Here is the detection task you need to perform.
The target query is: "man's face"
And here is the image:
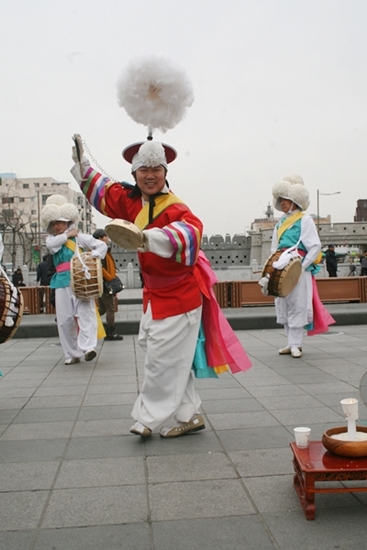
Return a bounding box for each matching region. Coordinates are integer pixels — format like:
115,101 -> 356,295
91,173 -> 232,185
51,220 -> 69,235
280,198 -> 296,213
134,165 -> 166,200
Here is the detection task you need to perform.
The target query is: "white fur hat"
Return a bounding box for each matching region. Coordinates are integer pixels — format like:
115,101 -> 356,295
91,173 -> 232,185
41,194 -> 79,233
272,173 -> 310,211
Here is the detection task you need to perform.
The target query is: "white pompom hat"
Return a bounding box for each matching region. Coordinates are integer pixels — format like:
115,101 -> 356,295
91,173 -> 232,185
116,54 -> 194,172
41,194 -> 79,233
272,173 -> 310,212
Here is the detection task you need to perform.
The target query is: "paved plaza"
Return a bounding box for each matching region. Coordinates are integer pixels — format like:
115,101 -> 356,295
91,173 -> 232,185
1,299 -> 367,549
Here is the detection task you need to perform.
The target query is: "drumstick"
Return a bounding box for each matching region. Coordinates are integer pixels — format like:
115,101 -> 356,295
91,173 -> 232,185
73,136 -> 88,183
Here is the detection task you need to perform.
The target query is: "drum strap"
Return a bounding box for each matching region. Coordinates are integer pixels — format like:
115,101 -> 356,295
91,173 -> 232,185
277,211 -> 303,240
64,239 -> 83,253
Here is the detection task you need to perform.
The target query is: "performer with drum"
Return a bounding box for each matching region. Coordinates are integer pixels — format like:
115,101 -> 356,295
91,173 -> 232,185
41,195 -> 107,365
270,174 -> 335,358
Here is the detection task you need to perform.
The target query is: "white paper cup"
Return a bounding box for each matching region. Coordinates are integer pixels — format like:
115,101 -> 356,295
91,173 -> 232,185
294,427 -> 311,448
340,398 -> 359,421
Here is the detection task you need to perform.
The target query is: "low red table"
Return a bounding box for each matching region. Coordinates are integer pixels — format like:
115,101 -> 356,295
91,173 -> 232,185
290,441 -> 367,520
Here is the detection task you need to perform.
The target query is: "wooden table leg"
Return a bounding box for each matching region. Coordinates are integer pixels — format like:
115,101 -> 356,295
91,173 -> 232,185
293,457 -> 316,520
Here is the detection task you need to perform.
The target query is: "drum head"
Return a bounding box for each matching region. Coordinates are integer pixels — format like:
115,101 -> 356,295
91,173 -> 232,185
278,259 -> 302,297
105,220 -> 144,250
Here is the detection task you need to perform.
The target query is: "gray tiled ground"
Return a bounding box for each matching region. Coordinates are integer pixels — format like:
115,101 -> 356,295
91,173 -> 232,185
0,321 -> 367,549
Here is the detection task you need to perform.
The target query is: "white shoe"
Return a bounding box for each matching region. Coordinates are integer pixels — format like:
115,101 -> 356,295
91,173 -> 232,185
291,346 -> 302,358
64,358 -> 81,365
84,349 -> 97,362
130,422 -> 152,437
279,346 -> 302,355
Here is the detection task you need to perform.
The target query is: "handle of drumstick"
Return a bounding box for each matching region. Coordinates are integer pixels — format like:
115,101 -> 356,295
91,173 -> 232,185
73,136 -> 87,183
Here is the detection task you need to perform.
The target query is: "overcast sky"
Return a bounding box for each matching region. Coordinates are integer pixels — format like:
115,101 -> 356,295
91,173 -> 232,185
1,0 -> 367,236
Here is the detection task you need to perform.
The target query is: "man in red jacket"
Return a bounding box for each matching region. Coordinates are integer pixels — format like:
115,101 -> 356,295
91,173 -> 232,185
72,136 -> 206,438
71,135 -> 251,438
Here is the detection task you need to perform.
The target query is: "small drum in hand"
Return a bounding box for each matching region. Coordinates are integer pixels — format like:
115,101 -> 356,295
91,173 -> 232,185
0,277 -> 24,344
105,219 -> 145,250
262,250 -> 302,298
70,252 -> 103,300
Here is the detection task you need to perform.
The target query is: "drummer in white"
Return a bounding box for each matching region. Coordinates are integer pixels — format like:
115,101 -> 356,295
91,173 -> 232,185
41,195 -> 107,365
270,174 -> 334,358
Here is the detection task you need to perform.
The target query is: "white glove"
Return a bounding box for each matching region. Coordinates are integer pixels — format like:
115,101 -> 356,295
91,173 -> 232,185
72,134 -> 84,162
258,275 -> 269,296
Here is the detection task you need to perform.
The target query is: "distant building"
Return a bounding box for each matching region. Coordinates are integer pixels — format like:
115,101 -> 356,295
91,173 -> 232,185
0,174 -> 95,269
354,199 -> 367,222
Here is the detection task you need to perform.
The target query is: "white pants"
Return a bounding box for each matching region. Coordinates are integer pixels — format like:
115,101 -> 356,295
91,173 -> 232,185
131,303 -> 202,431
275,270 -> 313,348
55,286 -> 97,360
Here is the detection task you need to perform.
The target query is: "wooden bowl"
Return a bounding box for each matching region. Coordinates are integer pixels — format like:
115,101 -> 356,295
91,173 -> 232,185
322,426 -> 367,457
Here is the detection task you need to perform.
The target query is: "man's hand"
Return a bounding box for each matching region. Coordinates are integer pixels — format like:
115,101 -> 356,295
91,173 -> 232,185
67,227 -> 79,238
72,134 -> 84,162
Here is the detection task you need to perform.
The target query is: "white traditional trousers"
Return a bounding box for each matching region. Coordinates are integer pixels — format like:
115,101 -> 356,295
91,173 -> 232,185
275,270 -> 313,348
131,303 -> 202,431
55,286 -> 97,360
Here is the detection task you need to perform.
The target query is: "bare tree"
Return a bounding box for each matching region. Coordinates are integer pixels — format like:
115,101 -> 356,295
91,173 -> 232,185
0,180 -> 38,270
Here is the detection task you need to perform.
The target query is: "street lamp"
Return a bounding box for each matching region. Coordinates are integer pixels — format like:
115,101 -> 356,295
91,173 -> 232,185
316,190 -> 341,233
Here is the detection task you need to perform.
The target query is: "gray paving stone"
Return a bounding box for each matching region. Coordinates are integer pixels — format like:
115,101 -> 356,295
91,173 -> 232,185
263,506 -> 367,549
270,406 -> 342,426
71,418 -> 131,437
229,447 -> 294,477
33,524 -> 151,550
55,456 -> 145,488
82,392 -> 136,406
0,491 -> 49,530
246,384 -> 307,398
0,461 -> 59,490
0,530 -> 35,550
24,395 -> 84,408
0,421 -> 74,440
42,485 -> 148,528
14,407 -> 79,423
0,439 -> 68,463
65,435 -> 145,459
216,426 -> 293,451
149,479 -> 255,520
202,397 -> 265,413
207,411 -> 281,430
78,404 -> 132,420
244,474 -> 358,513
147,451 -> 237,483
152,516 -> 275,550
256,394 -> 324,410
144,430 -> 222,456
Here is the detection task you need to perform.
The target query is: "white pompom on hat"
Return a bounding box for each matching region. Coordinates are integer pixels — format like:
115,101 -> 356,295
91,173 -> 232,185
272,173 -> 310,211
41,194 -> 79,233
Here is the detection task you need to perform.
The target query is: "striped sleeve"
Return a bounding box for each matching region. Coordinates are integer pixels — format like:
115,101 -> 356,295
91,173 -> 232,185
162,221 -> 201,265
80,167 -> 114,216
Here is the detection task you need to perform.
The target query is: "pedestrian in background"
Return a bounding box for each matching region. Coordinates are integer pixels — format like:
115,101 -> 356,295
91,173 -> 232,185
12,267 -> 25,287
36,254 -> 53,286
360,250 -> 367,276
325,244 -> 338,277
93,228 -> 123,341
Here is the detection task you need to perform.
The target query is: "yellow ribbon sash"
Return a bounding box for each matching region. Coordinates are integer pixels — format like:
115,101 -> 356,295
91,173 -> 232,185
134,193 -> 184,230
277,211 -> 304,241
277,212 -> 323,265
